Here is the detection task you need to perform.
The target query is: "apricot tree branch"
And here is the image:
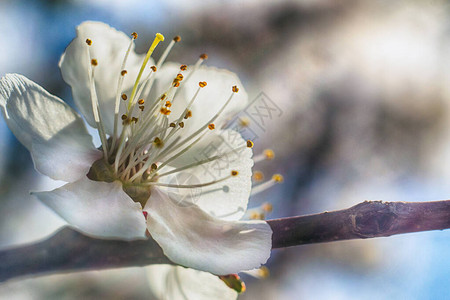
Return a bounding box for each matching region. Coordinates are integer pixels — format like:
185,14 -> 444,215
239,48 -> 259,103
0,200 -> 449,283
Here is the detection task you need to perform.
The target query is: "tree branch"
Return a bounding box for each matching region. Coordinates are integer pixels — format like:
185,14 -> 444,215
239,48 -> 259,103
0,200 -> 449,282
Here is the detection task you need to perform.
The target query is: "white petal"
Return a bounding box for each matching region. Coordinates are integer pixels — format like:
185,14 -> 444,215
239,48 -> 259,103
153,63 -> 249,138
33,177 -> 146,240
146,189 -> 272,275
59,21 -> 151,135
0,74 -> 101,182
162,129 -> 253,221
146,265 -> 238,300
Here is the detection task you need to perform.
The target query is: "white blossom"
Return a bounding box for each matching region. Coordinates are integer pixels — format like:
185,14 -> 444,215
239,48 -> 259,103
0,21 -> 272,277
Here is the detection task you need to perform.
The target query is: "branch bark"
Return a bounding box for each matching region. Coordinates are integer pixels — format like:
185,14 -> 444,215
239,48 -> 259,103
0,200 -> 449,283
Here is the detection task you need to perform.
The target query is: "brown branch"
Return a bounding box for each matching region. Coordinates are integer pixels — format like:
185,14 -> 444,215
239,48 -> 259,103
0,200 -> 449,283
269,200 -> 450,248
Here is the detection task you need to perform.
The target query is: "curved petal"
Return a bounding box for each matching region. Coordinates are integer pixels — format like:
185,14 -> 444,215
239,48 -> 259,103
160,129 -> 253,221
152,62 -> 249,138
33,177 -> 146,240
59,21 -> 152,135
146,265 -> 238,300
0,74 -> 101,182
145,188 -> 272,275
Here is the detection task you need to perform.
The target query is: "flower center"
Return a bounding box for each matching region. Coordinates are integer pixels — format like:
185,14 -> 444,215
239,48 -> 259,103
84,33 -> 247,206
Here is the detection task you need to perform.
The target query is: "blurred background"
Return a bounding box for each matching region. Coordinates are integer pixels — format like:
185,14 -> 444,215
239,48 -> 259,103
0,0 -> 450,299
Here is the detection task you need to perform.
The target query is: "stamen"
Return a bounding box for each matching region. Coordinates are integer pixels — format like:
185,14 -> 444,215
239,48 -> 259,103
145,174 -> 232,188
272,173 -> 283,182
253,149 -> 275,163
112,33 -> 137,150
246,140 -> 254,148
262,203 -> 273,213
156,35 -> 180,70
250,212 -> 265,220
156,145 -> 247,178
253,171 -> 264,181
250,173 -> 283,196
208,123 -> 215,130
85,43 -> 108,158
239,117 -> 250,127
183,53 -> 208,83
155,89 -> 238,165
243,266 -> 270,279
121,93 -> 128,101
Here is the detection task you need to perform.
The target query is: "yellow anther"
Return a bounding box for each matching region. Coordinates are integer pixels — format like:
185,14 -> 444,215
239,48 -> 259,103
199,81 -> 207,88
180,64 -> 187,71
208,123 -> 215,130
272,174 -> 284,183
264,149 -> 275,160
219,274 -> 246,294
176,73 -> 184,81
91,59 -> 98,66
173,81 -> 180,88
121,93 -> 128,101
258,266 -> 270,278
262,203 -> 273,213
121,114 -> 128,120
239,117 -> 250,127
138,99 -> 145,105
184,110 -> 192,119
131,32 -> 138,39
160,107 -> 171,115
231,170 -> 239,176
173,35 -> 181,42
121,70 -> 127,76
161,93 -> 167,101
200,53 -> 208,60
153,137 -> 164,148
250,212 -> 264,220
151,65 -> 157,72
85,39 -> 92,46
246,140 -> 254,148
232,85 -> 239,93
253,171 -> 264,181
165,101 -> 172,108
179,122 -> 185,128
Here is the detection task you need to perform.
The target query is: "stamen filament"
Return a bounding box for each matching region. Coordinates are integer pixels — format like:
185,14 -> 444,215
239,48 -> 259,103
144,175 -> 231,188
112,35 -> 136,150
157,146 -> 246,178
156,36 -> 179,70
85,45 -> 108,159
